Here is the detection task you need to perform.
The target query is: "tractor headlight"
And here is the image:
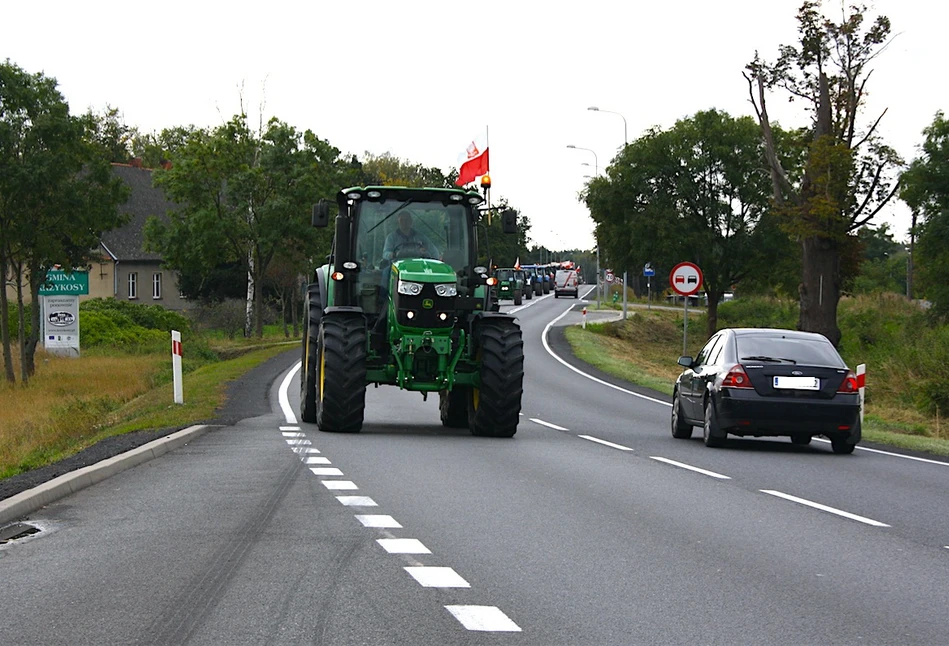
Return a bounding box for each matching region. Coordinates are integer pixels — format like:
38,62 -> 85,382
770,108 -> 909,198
397,280 -> 423,296
434,283 -> 457,297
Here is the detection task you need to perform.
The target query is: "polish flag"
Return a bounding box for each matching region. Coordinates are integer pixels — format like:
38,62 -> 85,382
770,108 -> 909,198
455,135 -> 489,186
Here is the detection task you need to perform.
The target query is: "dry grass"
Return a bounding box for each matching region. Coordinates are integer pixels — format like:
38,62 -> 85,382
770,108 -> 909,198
0,349 -> 162,473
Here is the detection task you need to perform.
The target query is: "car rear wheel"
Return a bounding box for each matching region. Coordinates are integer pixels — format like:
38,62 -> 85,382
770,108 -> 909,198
703,399 -> 726,448
831,437 -> 856,454
671,390 -> 693,439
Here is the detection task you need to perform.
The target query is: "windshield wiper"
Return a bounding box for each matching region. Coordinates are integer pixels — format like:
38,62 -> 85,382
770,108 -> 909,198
741,355 -> 797,364
366,199 -> 413,234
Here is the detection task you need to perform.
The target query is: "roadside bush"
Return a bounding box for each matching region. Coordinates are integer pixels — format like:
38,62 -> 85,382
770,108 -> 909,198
80,298 -> 191,334
80,310 -> 167,350
716,297 -> 798,330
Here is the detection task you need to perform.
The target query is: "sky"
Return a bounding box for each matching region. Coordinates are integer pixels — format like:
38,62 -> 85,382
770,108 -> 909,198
4,1 -> 946,251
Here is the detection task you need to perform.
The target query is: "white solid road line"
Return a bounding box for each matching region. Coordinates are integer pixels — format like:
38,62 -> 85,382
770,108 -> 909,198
649,456 -> 731,479
578,435 -> 634,451
541,305 -> 672,408
761,490 -> 890,527
279,361 -> 301,424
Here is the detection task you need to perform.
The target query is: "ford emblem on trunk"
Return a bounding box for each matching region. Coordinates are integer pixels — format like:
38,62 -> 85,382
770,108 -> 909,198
791,370 -> 803,376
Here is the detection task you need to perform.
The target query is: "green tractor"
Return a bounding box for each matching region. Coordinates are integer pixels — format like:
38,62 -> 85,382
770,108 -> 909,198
300,186 -> 524,437
493,267 -> 524,306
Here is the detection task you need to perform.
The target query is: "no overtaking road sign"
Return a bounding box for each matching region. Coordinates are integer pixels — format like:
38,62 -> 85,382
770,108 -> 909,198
670,262 -> 702,296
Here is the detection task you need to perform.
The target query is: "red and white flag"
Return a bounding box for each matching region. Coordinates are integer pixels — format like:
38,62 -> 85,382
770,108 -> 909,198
514,257 -> 521,270
455,134 -> 489,186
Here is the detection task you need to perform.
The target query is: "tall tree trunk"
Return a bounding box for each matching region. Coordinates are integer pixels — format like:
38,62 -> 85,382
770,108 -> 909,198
799,235 -> 841,346
244,252 -> 255,338
0,253 -> 15,383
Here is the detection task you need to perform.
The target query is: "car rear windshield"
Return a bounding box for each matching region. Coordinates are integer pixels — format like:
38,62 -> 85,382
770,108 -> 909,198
556,271 -> 573,281
737,335 -> 845,367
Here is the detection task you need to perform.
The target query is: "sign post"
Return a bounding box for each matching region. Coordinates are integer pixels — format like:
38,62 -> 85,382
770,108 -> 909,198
40,269 -> 89,357
644,263 -> 655,310
670,262 -> 703,355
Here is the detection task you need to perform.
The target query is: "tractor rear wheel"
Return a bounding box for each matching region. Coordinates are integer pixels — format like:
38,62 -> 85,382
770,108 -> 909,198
316,313 -> 367,433
468,319 -> 524,437
439,387 -> 469,428
299,283 -> 322,423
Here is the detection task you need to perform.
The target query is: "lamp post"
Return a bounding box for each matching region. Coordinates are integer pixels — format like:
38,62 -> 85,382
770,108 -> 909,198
588,106 -> 628,146
588,106 -> 630,318
567,144 -> 600,307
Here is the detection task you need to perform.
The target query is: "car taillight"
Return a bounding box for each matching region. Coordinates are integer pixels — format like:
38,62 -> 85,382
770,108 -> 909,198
837,371 -> 858,393
721,364 -> 753,389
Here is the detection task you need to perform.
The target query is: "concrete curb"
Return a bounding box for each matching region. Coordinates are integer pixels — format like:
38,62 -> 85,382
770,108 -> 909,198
0,424 -> 210,526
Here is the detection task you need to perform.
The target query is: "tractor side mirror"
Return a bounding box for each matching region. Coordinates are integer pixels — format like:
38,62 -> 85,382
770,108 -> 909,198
312,201 -> 330,228
501,209 -> 517,234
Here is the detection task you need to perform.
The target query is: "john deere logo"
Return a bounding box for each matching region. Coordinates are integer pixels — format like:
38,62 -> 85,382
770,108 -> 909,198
422,298 -> 434,309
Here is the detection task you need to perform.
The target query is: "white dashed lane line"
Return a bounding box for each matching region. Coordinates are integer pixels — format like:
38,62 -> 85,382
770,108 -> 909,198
578,435 -> 634,451
761,490 -> 890,527
354,514 -> 402,528
377,538 -> 432,554
309,467 -> 344,476
322,480 -> 358,490
336,496 -> 377,507
530,418 -> 569,431
649,456 -> 731,480
445,606 -> 522,632
405,566 -> 471,588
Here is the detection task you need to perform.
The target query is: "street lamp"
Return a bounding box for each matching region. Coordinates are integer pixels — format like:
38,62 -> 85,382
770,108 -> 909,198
588,106 -> 627,145
566,144 -> 598,176
566,144 -> 600,307
588,106 -> 630,318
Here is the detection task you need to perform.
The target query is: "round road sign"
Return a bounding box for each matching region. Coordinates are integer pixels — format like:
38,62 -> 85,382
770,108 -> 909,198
670,262 -> 703,296
605,270 -> 614,283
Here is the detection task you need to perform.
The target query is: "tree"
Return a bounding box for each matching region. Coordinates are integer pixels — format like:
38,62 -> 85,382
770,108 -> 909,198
0,60 -> 128,383
148,114 -> 348,337
356,152 -> 453,188
901,111 -> 949,315
475,199 -> 532,269
585,109 -> 780,337
745,1 -> 900,346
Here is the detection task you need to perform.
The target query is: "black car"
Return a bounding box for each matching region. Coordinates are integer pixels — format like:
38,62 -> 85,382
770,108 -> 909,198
671,328 -> 861,453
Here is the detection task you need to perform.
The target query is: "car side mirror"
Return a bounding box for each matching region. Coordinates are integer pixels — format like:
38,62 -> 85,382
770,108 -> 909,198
312,200 -> 330,228
677,356 -> 694,368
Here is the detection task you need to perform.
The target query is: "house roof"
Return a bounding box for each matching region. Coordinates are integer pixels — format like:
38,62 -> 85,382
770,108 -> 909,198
100,164 -> 179,262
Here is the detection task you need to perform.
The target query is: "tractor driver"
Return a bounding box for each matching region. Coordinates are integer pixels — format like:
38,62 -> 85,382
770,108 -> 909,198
382,211 -> 440,262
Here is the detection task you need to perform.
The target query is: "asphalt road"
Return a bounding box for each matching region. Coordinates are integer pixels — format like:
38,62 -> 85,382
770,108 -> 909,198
2,286 -> 949,645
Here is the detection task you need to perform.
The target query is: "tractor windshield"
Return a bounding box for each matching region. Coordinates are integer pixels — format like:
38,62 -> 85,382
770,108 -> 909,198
353,200 -> 471,315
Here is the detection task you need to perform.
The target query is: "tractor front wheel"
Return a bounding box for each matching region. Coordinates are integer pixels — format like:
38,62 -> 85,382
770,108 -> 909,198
439,387 -> 469,428
468,319 -> 524,438
316,313 -> 367,433
299,283 -> 322,423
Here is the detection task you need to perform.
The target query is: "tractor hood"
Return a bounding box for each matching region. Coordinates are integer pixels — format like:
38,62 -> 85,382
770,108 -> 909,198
392,258 -> 458,283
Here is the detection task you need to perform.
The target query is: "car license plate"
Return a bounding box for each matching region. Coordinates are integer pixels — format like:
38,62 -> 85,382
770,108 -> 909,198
773,376 -> 820,390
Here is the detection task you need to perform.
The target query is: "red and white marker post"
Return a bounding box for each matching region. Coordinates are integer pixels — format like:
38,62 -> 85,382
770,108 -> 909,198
582,306 -> 587,329
171,330 -> 183,404
856,363 -> 866,424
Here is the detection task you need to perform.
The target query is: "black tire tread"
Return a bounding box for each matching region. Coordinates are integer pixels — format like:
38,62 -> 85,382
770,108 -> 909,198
316,314 -> 367,433
468,320 -> 524,437
299,283 -> 322,423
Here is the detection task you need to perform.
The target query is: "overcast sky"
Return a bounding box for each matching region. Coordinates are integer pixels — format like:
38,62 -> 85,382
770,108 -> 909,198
4,1 -> 946,250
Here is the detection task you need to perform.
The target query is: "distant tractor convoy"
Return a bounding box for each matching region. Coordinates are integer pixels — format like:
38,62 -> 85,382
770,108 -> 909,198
300,186 -> 525,437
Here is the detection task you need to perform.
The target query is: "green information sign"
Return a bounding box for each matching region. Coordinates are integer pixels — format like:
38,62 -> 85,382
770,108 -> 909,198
39,269 -> 89,295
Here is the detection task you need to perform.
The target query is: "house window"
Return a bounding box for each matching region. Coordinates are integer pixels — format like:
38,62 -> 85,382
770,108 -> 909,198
152,272 -> 162,299
128,272 -> 138,299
